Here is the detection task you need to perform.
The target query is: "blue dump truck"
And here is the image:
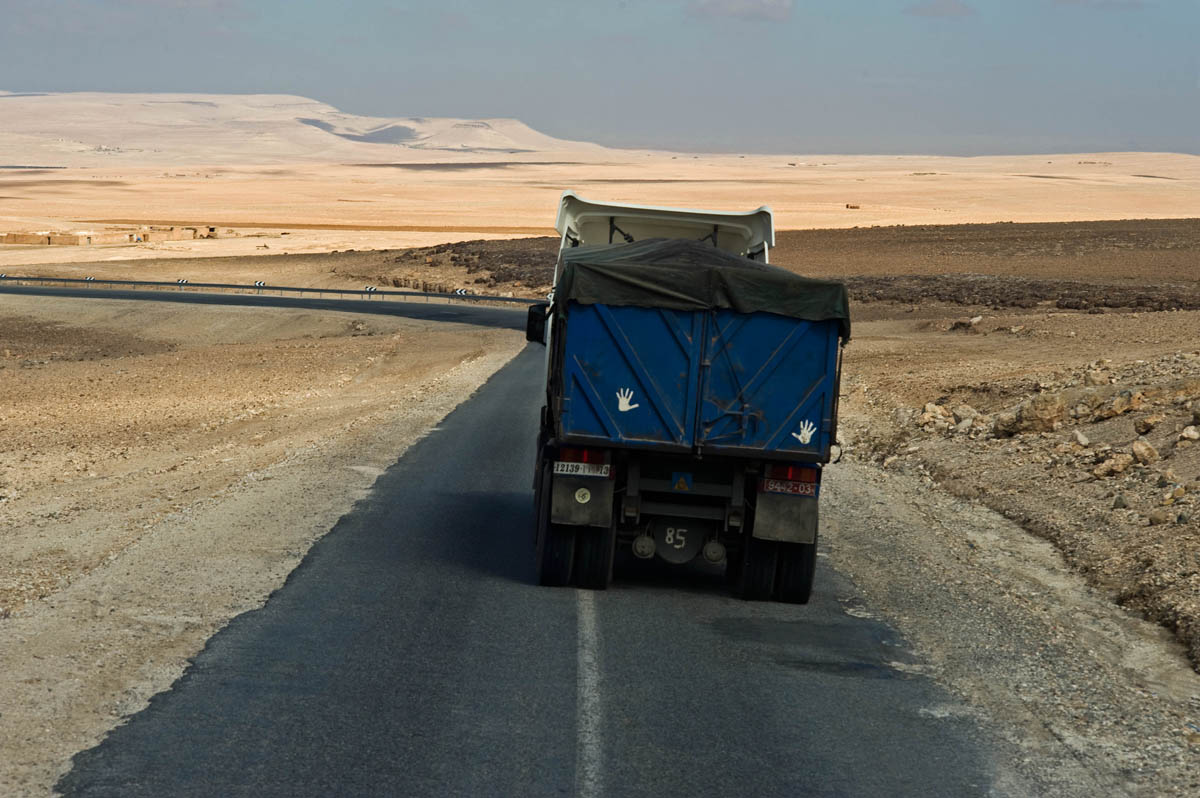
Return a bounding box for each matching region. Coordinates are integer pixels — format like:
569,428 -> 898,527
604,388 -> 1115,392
526,193 -> 850,602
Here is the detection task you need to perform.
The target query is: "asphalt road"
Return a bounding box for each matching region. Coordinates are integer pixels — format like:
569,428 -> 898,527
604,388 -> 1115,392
0,284 -> 528,330
55,344 -> 1010,797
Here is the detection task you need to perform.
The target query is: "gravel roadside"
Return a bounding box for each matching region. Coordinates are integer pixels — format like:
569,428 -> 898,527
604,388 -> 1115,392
823,461 -> 1200,797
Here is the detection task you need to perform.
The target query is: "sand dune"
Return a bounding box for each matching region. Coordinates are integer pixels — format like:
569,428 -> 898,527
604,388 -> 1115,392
0,91 -> 605,166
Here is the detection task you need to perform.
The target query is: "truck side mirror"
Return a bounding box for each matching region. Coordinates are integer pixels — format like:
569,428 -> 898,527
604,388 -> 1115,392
526,302 -> 550,344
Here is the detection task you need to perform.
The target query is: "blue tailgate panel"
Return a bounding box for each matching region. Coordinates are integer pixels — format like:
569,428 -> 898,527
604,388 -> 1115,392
558,302 -> 840,457
699,309 -> 840,457
559,303 -> 702,448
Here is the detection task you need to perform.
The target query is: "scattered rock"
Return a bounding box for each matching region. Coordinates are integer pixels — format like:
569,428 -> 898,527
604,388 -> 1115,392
918,403 -> 955,432
1093,390 -> 1144,421
1073,429 -> 1090,447
1180,426 -> 1200,441
1157,468 -> 1180,486
924,402 -> 951,418
1094,453 -> 1135,478
1147,508 -> 1173,525
992,410 -> 1019,437
1112,493 -> 1128,509
1131,437 -> 1159,465
1134,414 -> 1165,435
1141,375 -> 1200,406
952,404 -> 979,424
993,393 -> 1067,437
1084,370 -> 1108,386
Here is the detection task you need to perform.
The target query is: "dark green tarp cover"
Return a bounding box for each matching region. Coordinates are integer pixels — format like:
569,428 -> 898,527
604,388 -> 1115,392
556,238 -> 851,339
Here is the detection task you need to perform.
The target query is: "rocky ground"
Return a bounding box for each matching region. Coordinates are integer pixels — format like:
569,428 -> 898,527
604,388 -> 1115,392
843,333 -> 1200,669
772,218 -> 1200,282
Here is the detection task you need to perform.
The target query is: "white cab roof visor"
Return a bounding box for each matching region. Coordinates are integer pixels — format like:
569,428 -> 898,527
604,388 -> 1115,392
555,191 -> 775,262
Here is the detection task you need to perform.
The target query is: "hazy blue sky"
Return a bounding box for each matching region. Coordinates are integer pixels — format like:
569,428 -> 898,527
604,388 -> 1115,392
3,0 -> 1197,154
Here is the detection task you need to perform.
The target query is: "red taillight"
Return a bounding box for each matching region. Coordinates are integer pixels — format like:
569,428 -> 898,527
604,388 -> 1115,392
766,464 -> 819,483
558,447 -> 606,464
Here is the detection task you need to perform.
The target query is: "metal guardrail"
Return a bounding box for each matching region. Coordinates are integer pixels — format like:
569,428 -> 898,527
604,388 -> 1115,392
0,274 -> 540,306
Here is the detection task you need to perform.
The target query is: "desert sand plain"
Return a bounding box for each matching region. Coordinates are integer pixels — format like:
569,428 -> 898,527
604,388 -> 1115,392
3,92 -> 1200,795
3,152 -> 1200,272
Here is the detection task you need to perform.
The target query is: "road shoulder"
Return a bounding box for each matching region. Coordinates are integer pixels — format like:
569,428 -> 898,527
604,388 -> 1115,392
823,461 -> 1200,796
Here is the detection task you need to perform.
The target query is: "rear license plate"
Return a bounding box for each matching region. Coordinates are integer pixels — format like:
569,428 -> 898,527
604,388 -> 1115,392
554,461 -> 611,478
761,478 -> 818,497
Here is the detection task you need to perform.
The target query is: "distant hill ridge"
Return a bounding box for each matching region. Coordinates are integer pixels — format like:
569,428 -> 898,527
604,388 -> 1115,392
0,91 -> 605,166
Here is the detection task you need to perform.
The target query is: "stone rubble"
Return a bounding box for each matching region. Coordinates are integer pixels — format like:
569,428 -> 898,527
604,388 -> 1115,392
849,350 -> 1200,672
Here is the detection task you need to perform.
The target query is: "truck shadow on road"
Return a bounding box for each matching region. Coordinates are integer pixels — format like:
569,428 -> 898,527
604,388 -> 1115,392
423,489 -> 538,585
431,486 -> 759,597
430,487 -> 768,601
611,553 -> 729,594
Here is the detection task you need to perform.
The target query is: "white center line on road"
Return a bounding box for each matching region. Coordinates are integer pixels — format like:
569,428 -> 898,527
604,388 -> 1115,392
575,589 -> 603,798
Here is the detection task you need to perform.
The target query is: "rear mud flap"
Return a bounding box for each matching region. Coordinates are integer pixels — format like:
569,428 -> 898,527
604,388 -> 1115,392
752,494 -> 817,544
551,476 -> 615,528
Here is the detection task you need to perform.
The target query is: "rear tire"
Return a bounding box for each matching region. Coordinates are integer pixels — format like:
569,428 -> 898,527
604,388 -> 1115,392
737,537 -> 778,601
724,549 -> 743,585
532,455 -> 546,545
774,536 -> 817,604
535,462 -> 575,586
538,525 -> 576,586
575,522 -> 616,590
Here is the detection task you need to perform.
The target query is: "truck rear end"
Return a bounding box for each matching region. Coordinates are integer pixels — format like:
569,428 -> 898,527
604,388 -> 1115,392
528,193 -> 850,602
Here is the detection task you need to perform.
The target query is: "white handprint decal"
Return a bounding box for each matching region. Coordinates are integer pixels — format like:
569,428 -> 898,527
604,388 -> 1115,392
616,387 -> 640,412
791,419 -> 817,445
